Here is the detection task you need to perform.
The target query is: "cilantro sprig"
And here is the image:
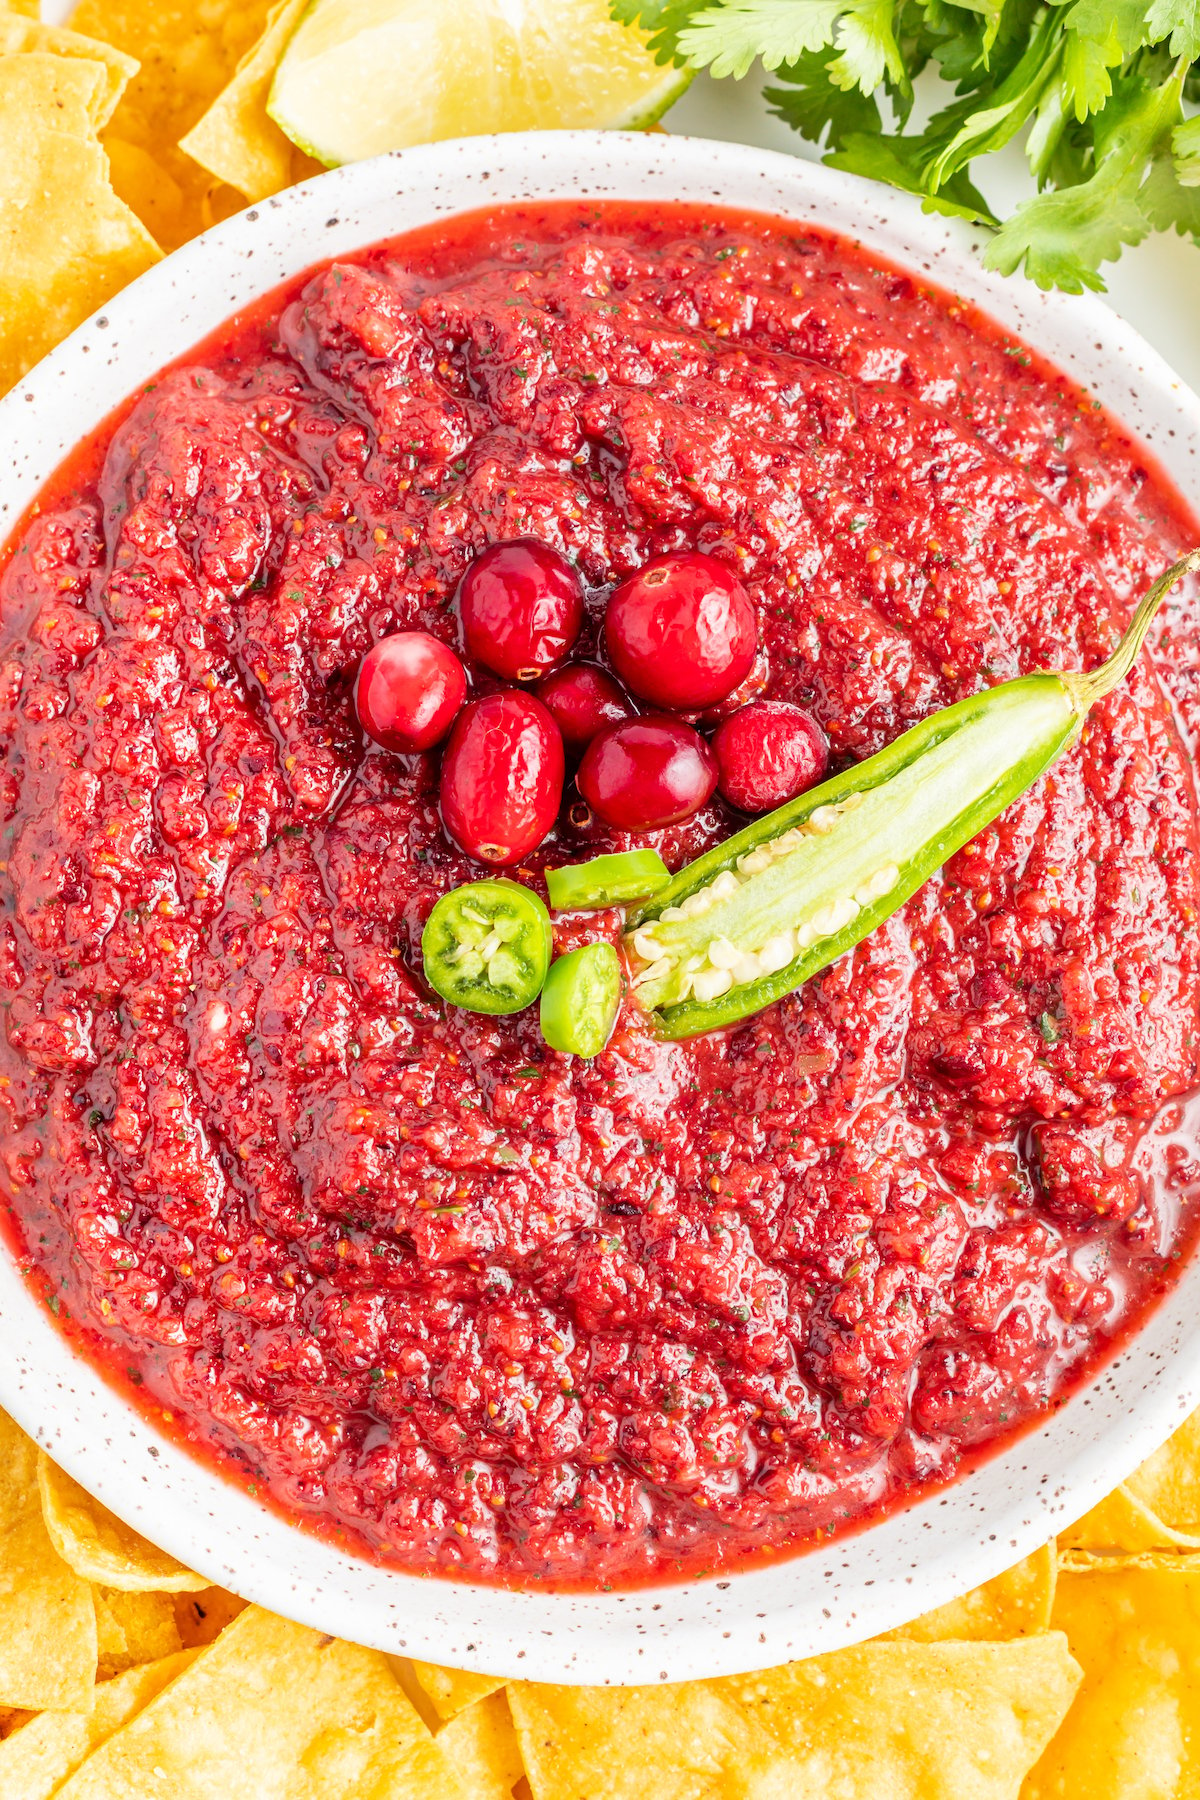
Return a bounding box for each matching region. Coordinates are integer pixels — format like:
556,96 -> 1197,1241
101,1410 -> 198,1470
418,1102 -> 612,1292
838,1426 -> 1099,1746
610,0 -> 1200,291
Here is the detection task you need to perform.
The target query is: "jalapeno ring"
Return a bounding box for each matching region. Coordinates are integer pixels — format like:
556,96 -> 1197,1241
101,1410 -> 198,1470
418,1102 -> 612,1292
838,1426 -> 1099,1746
540,942 -> 623,1057
546,848 -> 670,912
422,879 -> 552,1015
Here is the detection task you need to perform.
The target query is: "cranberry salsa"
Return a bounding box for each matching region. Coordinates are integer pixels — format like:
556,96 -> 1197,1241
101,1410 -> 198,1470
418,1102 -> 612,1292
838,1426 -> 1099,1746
3,200 -> 1200,1589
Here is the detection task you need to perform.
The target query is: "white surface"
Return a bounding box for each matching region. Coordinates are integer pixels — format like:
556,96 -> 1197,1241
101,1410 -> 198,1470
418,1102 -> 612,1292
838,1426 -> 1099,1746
2,131 -> 1200,1685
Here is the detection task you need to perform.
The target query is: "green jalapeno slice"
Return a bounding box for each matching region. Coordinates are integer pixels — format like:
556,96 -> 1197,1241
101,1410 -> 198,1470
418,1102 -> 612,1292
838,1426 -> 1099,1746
540,942 -> 623,1057
626,549 -> 1200,1041
546,848 -> 671,912
423,879 -> 552,1014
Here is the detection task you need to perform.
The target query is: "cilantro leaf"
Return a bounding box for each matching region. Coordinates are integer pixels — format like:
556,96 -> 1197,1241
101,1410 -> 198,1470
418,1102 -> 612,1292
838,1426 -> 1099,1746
920,7 -> 1064,189
1174,109 -> 1200,180
827,129 -> 998,221
766,50 -> 883,147
1145,0 -> 1200,60
984,60 -> 1185,290
1142,154 -> 1200,240
1063,0 -> 1157,59
677,0 -> 904,90
614,0 -> 1200,290
609,0 -> 713,63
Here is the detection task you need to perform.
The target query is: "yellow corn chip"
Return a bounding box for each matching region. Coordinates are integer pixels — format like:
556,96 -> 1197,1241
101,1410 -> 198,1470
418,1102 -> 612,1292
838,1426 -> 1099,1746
509,1679 -> 805,1799
173,1586 -> 247,1649
1,0 -> 40,15
0,13 -> 137,127
413,1660 -> 506,1723
38,1456 -> 207,1593
181,0 -> 321,202
0,1651 -> 195,1800
437,1691 -> 524,1800
1024,1563 -> 1200,1798
0,53 -> 159,396
718,1635 -> 1082,1798
1064,1406 -> 1200,1556
94,1587 -> 183,1679
889,1543 -> 1056,1642
0,1412 -> 97,1713
52,1606 -> 465,1800
68,0 -> 276,248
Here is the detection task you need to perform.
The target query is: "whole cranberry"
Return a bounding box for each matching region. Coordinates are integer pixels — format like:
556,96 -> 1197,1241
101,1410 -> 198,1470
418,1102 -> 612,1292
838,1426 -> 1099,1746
605,551 -> 756,710
577,716 -> 717,831
458,539 -> 584,681
354,630 -> 467,753
439,691 -> 564,866
712,701 -> 828,813
535,662 -> 636,752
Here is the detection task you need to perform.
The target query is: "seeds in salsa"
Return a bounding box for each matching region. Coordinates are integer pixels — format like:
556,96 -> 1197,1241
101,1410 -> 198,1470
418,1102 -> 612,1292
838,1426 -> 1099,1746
2,200 -> 1200,1590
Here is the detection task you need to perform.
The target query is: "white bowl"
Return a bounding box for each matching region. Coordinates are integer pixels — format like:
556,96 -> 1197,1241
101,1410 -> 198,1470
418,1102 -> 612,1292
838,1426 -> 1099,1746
2,131 -> 1199,1686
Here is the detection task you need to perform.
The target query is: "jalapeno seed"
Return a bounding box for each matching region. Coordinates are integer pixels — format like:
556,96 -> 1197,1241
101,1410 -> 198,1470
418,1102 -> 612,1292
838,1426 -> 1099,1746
627,548 -> 1200,1039
547,849 -> 671,912
540,942 -> 623,1057
423,879 -> 552,1014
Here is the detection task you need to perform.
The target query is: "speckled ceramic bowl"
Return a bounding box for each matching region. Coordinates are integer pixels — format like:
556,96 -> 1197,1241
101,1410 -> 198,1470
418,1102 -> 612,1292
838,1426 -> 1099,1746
2,131 -> 1199,1685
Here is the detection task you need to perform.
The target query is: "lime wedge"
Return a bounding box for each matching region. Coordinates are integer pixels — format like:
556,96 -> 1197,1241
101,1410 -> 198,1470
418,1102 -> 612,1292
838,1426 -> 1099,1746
268,0 -> 690,167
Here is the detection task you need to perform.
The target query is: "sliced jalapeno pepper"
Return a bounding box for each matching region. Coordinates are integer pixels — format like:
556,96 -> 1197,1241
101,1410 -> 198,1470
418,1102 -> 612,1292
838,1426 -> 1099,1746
423,879 -> 551,1014
626,549 -> 1200,1040
546,848 -> 671,912
540,942 -> 623,1057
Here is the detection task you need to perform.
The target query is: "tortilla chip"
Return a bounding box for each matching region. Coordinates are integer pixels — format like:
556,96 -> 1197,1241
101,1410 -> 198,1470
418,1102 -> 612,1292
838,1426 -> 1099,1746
0,14 -> 137,128
181,0 -> 321,202
888,1542 -> 1056,1642
173,1586 -> 247,1649
68,0 -> 276,248
509,1680 -> 806,1799
37,1455 -> 207,1593
1,0 -> 40,15
0,1652 -> 195,1800
437,1691 -> 524,1800
1064,1406 -> 1200,1559
718,1635 -> 1082,1798
0,53 -> 159,396
0,1412 -> 97,1713
52,1605 -> 465,1800
413,1660 -> 506,1723
1024,1563 -> 1200,1797
94,1588 -> 183,1679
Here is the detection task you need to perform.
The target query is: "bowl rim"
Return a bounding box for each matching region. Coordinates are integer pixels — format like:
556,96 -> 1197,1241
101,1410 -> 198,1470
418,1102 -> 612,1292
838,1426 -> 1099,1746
2,127 -> 1200,1685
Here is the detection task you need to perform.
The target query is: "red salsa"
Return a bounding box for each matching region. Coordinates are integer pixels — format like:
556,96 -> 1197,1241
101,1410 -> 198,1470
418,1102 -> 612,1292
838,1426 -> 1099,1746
2,201 -> 1200,1589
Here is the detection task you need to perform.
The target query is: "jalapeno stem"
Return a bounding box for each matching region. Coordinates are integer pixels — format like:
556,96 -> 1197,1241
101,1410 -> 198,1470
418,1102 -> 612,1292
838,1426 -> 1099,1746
626,548 -> 1200,1040
1065,547 -> 1200,708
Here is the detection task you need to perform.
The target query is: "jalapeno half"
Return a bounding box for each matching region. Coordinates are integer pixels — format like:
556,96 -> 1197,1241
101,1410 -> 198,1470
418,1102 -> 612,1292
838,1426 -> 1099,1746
626,549 -> 1200,1040
423,879 -> 552,1014
546,848 -> 670,912
540,942 -> 623,1057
